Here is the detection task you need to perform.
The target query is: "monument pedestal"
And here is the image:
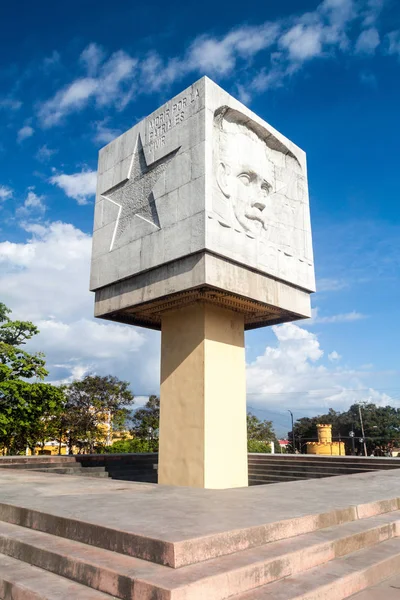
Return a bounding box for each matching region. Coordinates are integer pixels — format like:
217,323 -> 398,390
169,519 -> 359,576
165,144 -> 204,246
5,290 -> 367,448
158,302 -> 248,488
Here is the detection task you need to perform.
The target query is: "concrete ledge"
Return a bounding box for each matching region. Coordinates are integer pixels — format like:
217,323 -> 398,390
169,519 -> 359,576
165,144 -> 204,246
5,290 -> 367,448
93,251 -> 311,330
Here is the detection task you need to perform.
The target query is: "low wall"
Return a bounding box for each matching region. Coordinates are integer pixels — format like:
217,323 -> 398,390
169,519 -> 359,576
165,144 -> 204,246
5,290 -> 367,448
2,453 -> 400,486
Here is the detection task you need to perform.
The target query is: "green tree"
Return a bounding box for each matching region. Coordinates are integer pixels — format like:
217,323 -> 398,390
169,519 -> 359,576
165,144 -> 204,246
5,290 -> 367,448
247,412 -> 279,452
247,412 -> 278,442
0,302 -> 64,455
131,395 -> 160,440
62,375 -> 135,454
104,438 -> 158,453
293,403 -> 400,455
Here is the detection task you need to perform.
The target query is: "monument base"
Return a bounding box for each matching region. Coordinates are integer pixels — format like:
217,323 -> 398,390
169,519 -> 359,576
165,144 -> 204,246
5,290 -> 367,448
1,468 -> 400,599
158,302 -> 248,488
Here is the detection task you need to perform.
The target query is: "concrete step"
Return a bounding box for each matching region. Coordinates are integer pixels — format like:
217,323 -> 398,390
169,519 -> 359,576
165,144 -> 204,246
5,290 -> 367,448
0,462 -> 80,470
0,457 -> 78,465
348,572 -> 400,598
248,459 -> 400,471
1,486 -> 399,569
0,511 -> 399,600
248,458 -> 400,470
104,466 -> 156,473
108,474 -> 157,483
248,457 -> 400,468
249,471 -> 341,483
0,553 -> 115,599
234,537 -> 400,599
32,466 -> 105,473
249,464 -> 378,475
32,467 -> 109,478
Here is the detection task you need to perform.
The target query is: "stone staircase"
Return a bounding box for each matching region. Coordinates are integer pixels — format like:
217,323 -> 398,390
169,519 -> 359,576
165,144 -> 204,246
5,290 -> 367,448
3,453 -> 400,486
0,456 -> 109,478
249,453 -> 400,485
77,452 -> 158,483
1,492 -> 400,599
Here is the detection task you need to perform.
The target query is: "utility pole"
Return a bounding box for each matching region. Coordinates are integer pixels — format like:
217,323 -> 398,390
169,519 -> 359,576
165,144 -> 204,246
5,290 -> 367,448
358,405 -> 368,457
288,409 -> 295,453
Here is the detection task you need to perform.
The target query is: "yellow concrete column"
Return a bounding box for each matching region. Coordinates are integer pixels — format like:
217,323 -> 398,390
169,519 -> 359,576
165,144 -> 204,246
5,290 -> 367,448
158,302 -> 248,489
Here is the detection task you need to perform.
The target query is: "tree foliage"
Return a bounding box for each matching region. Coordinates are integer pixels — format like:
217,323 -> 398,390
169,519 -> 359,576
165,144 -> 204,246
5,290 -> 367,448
247,412 -> 279,443
247,412 -> 279,452
131,395 -> 160,440
0,303 -> 64,454
248,439 -> 272,453
104,438 -> 158,453
293,403 -> 400,454
60,374 -> 135,454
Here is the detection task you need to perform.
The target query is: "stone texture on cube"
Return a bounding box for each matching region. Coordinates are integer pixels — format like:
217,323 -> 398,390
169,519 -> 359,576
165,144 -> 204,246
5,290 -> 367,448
90,76 -> 315,329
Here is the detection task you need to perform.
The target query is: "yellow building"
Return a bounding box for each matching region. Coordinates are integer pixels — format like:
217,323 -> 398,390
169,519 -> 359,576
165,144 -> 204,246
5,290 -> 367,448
307,424 -> 345,456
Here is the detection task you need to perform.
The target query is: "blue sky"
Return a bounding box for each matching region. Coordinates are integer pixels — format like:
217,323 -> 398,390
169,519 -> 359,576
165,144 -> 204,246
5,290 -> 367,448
1,0 -> 399,436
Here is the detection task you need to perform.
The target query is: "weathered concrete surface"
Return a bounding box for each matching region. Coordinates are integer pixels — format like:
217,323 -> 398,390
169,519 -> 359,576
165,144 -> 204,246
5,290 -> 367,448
1,468 -> 400,568
0,512 -> 399,600
349,573 -> 400,599
1,469 -> 400,599
238,538 -> 400,599
0,554 -> 115,599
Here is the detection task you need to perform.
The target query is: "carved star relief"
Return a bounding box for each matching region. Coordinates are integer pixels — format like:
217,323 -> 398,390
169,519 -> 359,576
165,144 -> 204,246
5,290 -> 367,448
102,136 -> 178,251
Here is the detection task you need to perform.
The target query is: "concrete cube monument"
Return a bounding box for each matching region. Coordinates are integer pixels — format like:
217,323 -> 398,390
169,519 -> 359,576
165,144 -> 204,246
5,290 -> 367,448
90,77 -> 315,488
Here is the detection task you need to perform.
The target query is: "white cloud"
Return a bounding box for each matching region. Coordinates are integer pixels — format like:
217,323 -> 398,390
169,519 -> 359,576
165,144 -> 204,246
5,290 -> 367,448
0,221 -> 159,394
186,23 -> 280,76
387,30 -> 400,57
0,98 -> 22,111
42,50 -> 61,70
16,190 -> 46,218
279,24 -> 324,61
38,48 -> 137,127
93,119 -> 121,145
246,322 -> 395,414
317,277 -> 348,292
35,145 -> 58,163
310,308 -> 367,324
17,125 -> 34,143
316,310 -> 367,323
140,53 -> 182,92
355,27 -> 380,54
362,0 -> 385,27
80,42 -> 105,75
34,0 -> 392,123
0,185 -> 13,201
50,170 -> 97,205
38,78 -> 98,127
36,317 -> 144,361
0,240 -> 36,267
95,51 -> 137,107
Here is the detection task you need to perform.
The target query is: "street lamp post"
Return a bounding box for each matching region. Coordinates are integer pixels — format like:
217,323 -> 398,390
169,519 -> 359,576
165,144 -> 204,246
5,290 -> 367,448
349,427 -> 356,455
288,410 -> 295,453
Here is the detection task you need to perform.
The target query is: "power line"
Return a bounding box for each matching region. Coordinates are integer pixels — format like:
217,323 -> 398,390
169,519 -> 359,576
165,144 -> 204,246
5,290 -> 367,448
247,388 -> 400,395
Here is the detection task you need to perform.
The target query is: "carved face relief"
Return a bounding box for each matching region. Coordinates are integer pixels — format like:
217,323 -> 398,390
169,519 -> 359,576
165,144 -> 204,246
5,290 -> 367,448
215,119 -> 275,236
